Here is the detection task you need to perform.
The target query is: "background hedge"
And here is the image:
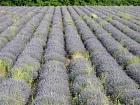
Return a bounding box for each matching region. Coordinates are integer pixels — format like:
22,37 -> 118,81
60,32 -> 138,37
0,0 -> 140,6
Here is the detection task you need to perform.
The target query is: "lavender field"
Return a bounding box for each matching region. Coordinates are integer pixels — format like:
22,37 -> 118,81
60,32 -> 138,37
0,6 -> 140,105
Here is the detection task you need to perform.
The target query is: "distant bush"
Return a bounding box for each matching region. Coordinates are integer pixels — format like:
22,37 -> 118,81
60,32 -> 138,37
0,0 -> 140,6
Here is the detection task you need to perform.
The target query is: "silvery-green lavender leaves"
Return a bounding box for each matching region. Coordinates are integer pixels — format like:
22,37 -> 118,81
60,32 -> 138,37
0,6 -> 140,105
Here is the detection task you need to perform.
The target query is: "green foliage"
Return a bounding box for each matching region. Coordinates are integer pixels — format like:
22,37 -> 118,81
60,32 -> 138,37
0,0 -> 140,6
12,65 -> 35,86
0,59 -> 11,78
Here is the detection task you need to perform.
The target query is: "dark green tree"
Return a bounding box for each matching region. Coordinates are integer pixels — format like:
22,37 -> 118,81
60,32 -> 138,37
0,0 -> 140,6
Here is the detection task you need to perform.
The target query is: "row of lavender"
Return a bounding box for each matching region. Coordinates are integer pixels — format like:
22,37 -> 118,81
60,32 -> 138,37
68,6 -> 140,104
0,6 -> 49,104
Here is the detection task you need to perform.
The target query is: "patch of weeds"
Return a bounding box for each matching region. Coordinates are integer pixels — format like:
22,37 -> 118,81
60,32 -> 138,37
118,12 -> 133,20
106,15 -> 113,22
0,59 -> 11,78
99,73 -> 108,91
10,26 -> 17,37
71,51 -> 90,60
12,65 -> 35,86
91,13 -> 98,19
11,13 -> 20,23
113,92 -> 123,105
127,56 -> 140,65
99,20 -> 108,27
72,95 -> 78,105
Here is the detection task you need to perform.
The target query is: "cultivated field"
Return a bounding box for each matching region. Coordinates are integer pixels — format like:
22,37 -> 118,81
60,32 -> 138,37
0,6 -> 140,105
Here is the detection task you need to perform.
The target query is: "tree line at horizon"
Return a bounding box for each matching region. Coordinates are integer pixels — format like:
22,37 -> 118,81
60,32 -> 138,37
0,0 -> 140,6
